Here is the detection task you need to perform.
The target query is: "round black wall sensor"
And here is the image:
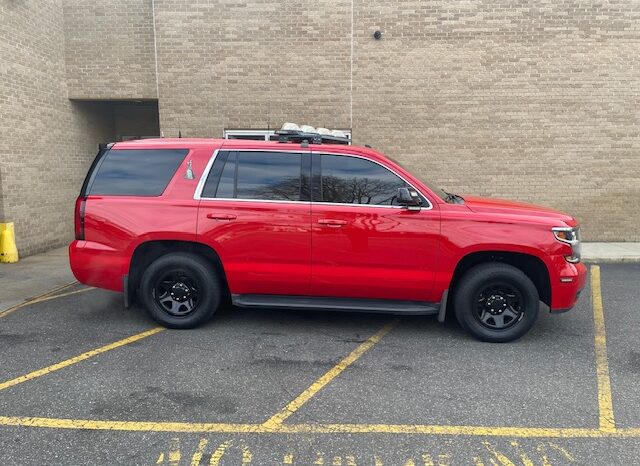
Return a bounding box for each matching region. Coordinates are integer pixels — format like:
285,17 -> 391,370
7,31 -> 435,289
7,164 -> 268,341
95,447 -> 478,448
373,30 -> 382,40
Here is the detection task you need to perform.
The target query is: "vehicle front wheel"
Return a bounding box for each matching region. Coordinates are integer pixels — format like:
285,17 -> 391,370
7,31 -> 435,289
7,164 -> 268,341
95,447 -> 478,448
453,263 -> 539,343
139,252 -> 221,329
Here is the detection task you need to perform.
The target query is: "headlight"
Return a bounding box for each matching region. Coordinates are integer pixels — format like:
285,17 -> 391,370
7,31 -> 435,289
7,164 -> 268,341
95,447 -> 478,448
552,226 -> 581,263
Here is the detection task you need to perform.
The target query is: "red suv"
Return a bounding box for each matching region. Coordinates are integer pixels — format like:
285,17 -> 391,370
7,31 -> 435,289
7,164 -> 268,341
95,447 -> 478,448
70,132 -> 586,342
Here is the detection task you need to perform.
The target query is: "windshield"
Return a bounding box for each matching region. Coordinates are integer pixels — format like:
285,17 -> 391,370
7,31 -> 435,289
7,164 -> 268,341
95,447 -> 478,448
386,155 -> 449,201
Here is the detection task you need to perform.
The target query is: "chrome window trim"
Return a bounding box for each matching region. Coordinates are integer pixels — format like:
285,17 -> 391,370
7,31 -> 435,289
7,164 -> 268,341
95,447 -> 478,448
194,148 -> 433,210
193,149 -> 220,200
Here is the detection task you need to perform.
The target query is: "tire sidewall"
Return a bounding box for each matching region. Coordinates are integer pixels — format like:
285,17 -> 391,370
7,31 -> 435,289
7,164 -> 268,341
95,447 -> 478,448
454,264 -> 539,343
140,253 -> 220,329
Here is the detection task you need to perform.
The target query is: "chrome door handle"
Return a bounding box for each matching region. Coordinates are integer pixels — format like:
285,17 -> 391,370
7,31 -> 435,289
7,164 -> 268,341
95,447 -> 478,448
318,219 -> 347,227
206,213 -> 237,220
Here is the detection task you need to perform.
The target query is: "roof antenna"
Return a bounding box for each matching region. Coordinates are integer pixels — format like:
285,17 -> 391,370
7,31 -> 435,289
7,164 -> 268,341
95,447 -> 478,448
178,130 -> 182,138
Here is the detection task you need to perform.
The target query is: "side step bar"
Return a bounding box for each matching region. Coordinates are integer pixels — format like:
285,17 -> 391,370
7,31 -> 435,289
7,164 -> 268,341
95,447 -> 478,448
231,294 -> 440,315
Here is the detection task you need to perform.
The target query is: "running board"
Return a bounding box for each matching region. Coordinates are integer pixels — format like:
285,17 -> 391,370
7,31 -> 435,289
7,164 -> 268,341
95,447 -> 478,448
231,294 -> 440,315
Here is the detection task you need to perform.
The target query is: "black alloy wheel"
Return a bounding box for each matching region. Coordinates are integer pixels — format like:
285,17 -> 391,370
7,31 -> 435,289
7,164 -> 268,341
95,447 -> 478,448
140,252 -> 221,329
454,263 -> 539,343
153,269 -> 201,317
474,282 -> 524,330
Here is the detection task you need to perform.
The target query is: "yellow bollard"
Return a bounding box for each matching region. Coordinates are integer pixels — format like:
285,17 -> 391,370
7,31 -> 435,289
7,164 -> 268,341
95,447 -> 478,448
0,222 -> 19,263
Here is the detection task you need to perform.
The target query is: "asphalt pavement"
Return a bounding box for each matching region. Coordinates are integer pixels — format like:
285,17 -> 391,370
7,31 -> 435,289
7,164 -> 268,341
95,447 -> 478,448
0,264 -> 638,465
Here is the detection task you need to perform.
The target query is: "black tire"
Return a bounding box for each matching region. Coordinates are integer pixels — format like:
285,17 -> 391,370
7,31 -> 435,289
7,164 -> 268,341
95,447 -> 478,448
139,252 -> 221,329
453,263 -> 539,343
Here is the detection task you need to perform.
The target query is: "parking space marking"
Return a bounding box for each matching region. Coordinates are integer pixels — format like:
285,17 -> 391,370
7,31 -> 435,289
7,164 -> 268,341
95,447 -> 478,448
590,265 -> 616,432
1,416 -> 640,438
0,265 -> 636,441
0,327 -> 165,392
0,282 -> 92,319
262,319 -> 399,429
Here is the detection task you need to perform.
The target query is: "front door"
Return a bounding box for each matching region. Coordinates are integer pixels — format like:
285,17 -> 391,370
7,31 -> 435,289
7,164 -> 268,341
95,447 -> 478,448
197,150 -> 311,296
310,152 -> 440,302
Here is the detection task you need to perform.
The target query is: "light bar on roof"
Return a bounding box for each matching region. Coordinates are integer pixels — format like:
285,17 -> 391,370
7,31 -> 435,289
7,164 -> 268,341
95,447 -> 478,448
277,123 -> 351,145
281,122 -> 301,131
300,125 -> 316,133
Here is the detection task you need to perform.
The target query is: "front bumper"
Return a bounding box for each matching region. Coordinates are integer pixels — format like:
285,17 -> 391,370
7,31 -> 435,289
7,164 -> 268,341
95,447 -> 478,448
550,261 -> 587,312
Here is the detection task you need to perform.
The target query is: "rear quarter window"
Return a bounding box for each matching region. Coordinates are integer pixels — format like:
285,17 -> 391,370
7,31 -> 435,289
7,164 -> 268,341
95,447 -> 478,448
87,149 -> 188,196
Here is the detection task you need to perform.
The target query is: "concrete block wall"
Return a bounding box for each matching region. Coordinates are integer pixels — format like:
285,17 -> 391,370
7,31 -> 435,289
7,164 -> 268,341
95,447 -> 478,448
0,0 -> 115,256
153,0 -> 352,137
62,0 -> 157,100
350,0 -> 640,241
1,0 -> 639,256
153,0 -> 640,241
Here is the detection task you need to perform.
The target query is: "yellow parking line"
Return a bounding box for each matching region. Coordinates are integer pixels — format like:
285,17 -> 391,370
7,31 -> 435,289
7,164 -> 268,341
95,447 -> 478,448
23,287 -> 94,307
262,319 -> 398,429
0,327 -> 164,392
0,281 -> 81,318
1,416 -> 640,438
0,416 -> 262,432
0,266 -> 631,440
0,282 -> 93,319
275,424 -> 602,437
591,265 -> 616,432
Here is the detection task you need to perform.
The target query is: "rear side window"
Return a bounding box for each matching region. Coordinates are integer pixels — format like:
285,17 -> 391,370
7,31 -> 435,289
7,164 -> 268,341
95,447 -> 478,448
202,151 -> 308,201
87,149 -> 188,196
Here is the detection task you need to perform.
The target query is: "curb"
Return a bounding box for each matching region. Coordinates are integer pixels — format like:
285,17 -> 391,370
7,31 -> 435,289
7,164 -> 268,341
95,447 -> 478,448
582,258 -> 640,264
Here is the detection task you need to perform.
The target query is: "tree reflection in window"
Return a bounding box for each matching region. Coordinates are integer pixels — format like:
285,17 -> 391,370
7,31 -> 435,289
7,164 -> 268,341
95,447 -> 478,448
215,151 -> 302,201
320,155 -> 408,205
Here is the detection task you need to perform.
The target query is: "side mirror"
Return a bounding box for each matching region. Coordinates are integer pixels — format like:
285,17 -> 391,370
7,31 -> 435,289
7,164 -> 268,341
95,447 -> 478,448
397,187 -> 421,211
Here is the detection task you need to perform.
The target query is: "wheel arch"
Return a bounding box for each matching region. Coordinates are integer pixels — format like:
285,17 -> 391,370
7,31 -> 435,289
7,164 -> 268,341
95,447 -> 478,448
128,240 -> 229,305
449,250 -> 551,307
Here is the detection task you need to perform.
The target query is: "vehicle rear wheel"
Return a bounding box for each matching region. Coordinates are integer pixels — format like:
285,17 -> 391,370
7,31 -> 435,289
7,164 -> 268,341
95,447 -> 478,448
453,263 -> 539,343
140,252 -> 221,329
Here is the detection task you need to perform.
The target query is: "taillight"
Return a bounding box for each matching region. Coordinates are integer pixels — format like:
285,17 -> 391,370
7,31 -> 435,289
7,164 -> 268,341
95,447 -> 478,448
75,197 -> 86,240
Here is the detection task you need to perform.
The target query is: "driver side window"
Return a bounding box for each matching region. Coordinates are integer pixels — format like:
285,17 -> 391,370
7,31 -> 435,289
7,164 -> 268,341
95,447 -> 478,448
317,154 -> 415,206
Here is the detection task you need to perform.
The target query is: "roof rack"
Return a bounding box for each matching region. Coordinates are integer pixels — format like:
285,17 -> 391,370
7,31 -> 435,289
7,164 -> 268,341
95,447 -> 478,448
276,130 -> 350,145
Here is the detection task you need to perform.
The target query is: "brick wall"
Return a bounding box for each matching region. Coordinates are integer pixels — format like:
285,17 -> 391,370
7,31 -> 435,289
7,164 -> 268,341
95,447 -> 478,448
1,0 -> 639,254
154,0 -> 640,241
0,0 -> 115,256
62,0 -> 157,99
153,0 -> 351,137
350,0 -> 640,241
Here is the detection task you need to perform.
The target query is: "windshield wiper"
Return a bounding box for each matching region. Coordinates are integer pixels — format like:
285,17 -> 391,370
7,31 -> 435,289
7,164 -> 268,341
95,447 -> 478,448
442,189 -> 464,204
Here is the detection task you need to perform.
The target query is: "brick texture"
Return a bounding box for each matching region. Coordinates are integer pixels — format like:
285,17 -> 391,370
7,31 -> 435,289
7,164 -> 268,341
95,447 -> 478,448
351,0 -> 640,241
153,0 -> 352,137
0,0 -> 114,256
62,0 -> 157,99
1,0 -> 639,256
154,0 -> 640,241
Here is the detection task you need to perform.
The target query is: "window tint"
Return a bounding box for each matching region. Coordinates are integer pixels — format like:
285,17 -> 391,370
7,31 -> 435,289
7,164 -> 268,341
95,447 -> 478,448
88,149 -> 187,196
319,154 -> 409,206
236,152 -> 301,200
216,152 -> 237,198
203,151 -> 304,201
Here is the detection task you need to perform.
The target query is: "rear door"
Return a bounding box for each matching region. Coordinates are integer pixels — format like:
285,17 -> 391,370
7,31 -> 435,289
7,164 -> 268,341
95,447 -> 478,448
310,151 -> 440,302
196,150 -> 312,296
